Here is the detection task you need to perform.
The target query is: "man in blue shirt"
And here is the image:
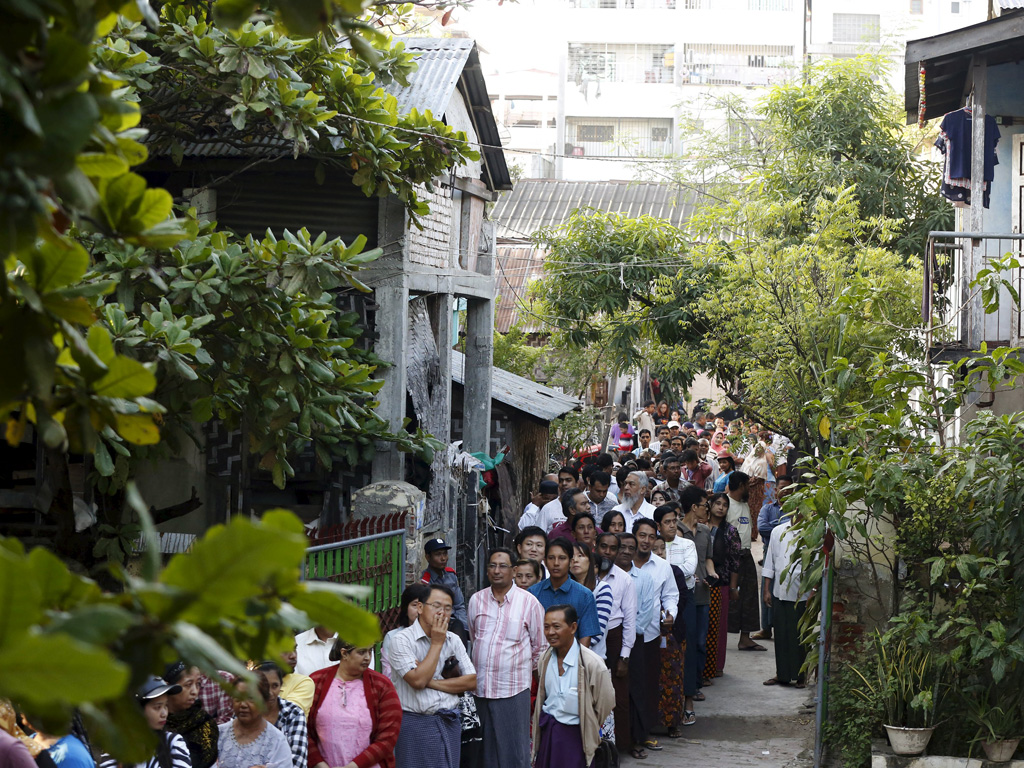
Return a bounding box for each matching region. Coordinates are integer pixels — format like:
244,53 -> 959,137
529,538 -> 600,646
753,476 -> 793,642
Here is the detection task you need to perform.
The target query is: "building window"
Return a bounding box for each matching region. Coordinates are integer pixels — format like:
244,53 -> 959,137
567,117 -> 674,157
568,43 -> 675,84
833,13 -> 880,43
680,43 -> 795,86
951,0 -> 960,11
578,124 -> 615,142
569,0 -> 679,7
909,0 -> 923,13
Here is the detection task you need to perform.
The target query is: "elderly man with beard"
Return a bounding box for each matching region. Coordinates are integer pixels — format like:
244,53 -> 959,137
593,532 -> 636,754
612,472 -> 656,532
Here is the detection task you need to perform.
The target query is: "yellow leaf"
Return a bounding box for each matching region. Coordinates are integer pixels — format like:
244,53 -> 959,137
114,413 -> 160,445
6,417 -> 25,446
818,414 -> 831,440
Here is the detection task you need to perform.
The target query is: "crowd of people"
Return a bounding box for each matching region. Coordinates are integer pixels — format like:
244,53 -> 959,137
0,406 -> 810,768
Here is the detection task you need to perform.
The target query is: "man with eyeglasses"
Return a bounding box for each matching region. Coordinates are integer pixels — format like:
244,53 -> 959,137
468,548 -> 546,768
388,584 -> 477,768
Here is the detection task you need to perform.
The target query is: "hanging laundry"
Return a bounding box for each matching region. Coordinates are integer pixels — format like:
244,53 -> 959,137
934,107 -> 1000,208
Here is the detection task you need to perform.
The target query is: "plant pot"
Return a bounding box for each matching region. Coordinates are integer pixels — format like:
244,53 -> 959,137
982,738 -> 1021,763
884,725 -> 935,755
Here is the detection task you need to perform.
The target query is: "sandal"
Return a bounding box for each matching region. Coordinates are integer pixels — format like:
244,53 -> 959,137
683,710 -> 696,726
643,739 -> 663,751
693,691 -> 706,701
715,670 -> 724,677
667,726 -> 683,738
629,747 -> 648,760
701,677 -> 714,686
738,643 -> 767,651
794,682 -> 807,689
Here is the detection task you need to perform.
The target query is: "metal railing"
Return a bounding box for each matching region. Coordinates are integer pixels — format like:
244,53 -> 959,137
304,515 -> 408,666
924,231 -> 1024,355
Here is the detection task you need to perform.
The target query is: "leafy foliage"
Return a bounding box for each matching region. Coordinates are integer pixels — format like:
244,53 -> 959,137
0,501 -> 377,760
532,58 -> 944,452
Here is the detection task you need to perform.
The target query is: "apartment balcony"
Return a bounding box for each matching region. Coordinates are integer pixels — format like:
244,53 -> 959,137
924,231 -> 1024,363
680,63 -> 795,87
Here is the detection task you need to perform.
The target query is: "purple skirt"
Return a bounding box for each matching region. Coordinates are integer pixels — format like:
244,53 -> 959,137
535,712 -> 586,768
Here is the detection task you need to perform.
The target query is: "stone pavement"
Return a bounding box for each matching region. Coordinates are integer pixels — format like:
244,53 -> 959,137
621,638 -> 816,768
621,539 -> 817,768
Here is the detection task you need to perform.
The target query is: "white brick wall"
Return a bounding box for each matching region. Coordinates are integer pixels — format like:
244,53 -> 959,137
407,185 -> 452,269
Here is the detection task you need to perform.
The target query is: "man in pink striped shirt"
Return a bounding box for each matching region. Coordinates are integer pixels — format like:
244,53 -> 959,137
468,547 -> 547,768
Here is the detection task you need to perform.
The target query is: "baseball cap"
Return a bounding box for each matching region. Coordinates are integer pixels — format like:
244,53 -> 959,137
539,480 -> 559,494
667,420 -> 680,428
424,538 -> 451,554
137,676 -> 182,702
683,422 -> 694,429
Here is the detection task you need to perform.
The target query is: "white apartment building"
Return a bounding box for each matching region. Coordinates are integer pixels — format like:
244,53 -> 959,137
447,0 -> 991,181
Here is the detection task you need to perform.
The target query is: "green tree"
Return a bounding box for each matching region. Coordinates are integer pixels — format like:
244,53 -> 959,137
533,57 -> 945,452
2,0 -> 474,567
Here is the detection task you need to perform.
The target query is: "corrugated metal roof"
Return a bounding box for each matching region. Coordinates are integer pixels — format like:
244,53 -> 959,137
452,350 -> 579,422
385,38 -> 475,117
491,179 -> 699,240
495,244 -> 545,334
1000,1 -> 1024,9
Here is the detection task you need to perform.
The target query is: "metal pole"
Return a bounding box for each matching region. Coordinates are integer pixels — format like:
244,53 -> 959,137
813,551 -> 834,768
304,528 -> 406,554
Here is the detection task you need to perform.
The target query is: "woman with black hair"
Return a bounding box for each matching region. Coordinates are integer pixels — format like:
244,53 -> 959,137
379,583 -> 432,677
163,663 -> 217,768
99,677 -> 193,768
215,676 -> 290,768
249,663 -> 306,768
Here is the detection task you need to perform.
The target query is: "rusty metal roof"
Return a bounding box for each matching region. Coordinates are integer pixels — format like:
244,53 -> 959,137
491,178 -> 699,240
452,350 -> 579,422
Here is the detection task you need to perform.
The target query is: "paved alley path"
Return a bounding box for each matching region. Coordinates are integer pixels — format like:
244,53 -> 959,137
622,542 -> 816,768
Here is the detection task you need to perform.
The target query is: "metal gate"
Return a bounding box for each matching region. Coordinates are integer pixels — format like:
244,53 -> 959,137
304,514 -> 408,667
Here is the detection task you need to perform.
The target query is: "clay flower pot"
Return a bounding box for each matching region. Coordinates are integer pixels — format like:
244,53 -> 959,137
884,725 -> 935,756
981,738 -> 1020,763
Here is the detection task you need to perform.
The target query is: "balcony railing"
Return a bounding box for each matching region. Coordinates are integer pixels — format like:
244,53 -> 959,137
924,231 -> 1024,362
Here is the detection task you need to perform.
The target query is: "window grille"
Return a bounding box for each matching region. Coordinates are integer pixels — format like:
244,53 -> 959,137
832,13 -> 880,43
568,42 -> 675,84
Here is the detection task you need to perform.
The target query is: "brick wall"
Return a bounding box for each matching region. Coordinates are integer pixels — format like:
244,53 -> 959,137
407,185 -> 452,269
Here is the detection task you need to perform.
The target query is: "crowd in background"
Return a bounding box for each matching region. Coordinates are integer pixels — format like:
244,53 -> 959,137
0,405 -> 811,768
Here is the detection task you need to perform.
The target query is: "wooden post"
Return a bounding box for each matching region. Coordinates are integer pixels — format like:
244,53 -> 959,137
968,55 -> 988,349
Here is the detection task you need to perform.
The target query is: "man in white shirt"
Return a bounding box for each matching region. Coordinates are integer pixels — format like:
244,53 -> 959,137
633,400 -> 656,437
519,478 -> 559,531
293,626 -> 336,676
762,512 -> 810,687
725,471 -> 764,651
612,472 -> 656,532
629,519 -> 679,753
594,532 -> 636,754
537,496 -> 567,533
389,585 -> 478,768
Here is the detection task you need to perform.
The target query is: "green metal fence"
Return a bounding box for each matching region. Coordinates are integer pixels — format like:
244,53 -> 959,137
304,528 -> 407,669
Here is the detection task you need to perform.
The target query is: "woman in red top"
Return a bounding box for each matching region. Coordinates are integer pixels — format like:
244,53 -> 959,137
307,639 -> 402,768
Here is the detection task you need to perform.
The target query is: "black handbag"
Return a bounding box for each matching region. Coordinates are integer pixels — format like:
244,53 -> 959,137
592,738 -> 619,768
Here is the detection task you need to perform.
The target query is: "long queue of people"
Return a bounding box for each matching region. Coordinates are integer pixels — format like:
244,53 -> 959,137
0,410 -> 808,768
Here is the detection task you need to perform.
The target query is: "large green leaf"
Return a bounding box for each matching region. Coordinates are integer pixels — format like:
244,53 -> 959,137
27,241 -> 90,293
79,697 -> 156,764
44,604 -> 138,646
92,356 -> 157,398
0,548 -> 42,645
288,583 -> 378,647
160,513 -> 307,620
0,632 -> 129,705
28,546 -> 99,611
170,621 -> 251,680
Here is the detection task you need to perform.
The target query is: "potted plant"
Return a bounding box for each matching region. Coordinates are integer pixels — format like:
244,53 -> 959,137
965,688 -> 1022,763
852,633 -> 943,756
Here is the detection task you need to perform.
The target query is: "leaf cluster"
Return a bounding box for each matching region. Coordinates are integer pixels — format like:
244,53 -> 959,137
0,499 -> 377,761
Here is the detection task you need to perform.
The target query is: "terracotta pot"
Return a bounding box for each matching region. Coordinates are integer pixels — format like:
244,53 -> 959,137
981,738 -> 1020,763
884,725 -> 935,756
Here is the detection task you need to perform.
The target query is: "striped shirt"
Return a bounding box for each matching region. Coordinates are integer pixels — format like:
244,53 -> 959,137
386,621 -> 476,714
590,581 -> 613,659
269,698 -> 307,768
594,564 -> 636,659
99,733 -> 191,768
468,584 -> 546,699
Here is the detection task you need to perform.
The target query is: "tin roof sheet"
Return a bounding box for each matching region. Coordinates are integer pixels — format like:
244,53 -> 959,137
452,350 -> 579,421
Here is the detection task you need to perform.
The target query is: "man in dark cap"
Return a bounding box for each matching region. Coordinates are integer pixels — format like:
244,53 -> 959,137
421,537 -> 469,632
520,477 -> 560,531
